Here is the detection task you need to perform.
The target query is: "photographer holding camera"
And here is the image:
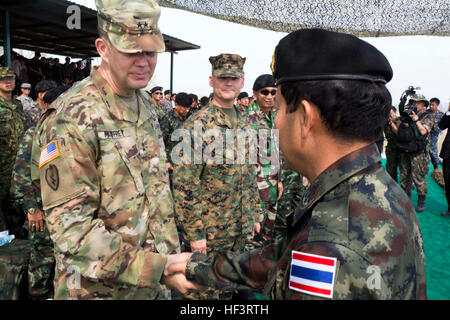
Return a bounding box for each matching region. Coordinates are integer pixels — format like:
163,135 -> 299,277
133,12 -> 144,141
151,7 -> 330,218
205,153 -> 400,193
393,90 -> 435,212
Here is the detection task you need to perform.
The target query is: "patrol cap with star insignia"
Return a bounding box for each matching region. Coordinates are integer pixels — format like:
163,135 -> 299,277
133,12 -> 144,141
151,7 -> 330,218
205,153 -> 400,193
271,28 -> 393,86
209,53 -> 246,78
96,0 -> 165,53
0,67 -> 15,80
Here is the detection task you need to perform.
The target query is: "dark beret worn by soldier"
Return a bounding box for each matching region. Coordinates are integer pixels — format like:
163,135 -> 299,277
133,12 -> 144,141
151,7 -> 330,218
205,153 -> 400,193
237,91 -> 248,100
185,29 -> 426,299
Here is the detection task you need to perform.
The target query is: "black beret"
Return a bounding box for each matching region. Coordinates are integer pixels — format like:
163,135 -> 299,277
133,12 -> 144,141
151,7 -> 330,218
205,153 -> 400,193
237,91 -> 249,99
150,86 -> 163,93
252,74 -> 276,91
43,85 -> 70,104
164,89 -> 171,95
35,80 -> 57,94
271,28 -> 393,85
175,92 -> 192,108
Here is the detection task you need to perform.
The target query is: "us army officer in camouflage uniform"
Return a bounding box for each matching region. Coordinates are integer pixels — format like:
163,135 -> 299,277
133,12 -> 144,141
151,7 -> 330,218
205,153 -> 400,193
10,86 -> 70,299
172,54 -> 262,299
165,29 -> 427,300
30,0 -> 198,300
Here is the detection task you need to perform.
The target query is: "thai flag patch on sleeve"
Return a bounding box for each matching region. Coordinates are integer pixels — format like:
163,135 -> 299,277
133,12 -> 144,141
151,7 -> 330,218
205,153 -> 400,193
289,251 -> 337,299
39,140 -> 60,168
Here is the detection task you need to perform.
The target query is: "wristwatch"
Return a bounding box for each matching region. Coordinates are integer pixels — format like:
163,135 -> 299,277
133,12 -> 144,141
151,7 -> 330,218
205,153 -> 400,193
28,208 -> 37,215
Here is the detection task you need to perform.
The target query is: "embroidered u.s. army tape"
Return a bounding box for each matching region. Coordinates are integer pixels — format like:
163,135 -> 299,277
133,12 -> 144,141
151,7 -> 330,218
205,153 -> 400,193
39,140 -> 60,168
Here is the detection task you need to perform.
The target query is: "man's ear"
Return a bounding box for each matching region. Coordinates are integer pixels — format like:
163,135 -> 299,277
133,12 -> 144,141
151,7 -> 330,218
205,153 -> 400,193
209,76 -> 213,88
298,99 -> 318,139
95,38 -> 109,64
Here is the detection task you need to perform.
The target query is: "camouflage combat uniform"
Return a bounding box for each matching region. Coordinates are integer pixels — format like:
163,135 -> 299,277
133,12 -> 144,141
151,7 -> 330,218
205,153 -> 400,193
0,69 -> 25,232
429,110 -> 444,168
245,102 -> 280,243
22,100 -> 43,131
273,168 -> 306,243
10,127 -> 55,298
159,108 -> 188,163
30,68 -> 180,300
172,102 -> 262,299
399,110 -> 435,197
384,120 -> 400,182
186,144 -> 427,299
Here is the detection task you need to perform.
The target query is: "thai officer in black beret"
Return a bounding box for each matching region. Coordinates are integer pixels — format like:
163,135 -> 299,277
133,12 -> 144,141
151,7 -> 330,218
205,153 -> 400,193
164,28 -> 427,300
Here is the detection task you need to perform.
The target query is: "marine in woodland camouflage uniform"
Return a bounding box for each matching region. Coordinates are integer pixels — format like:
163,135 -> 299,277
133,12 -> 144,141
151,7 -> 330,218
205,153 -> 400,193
29,0 -> 192,300
171,53 -> 262,299
173,29 -> 426,300
11,127 -> 53,298
0,67 -> 25,233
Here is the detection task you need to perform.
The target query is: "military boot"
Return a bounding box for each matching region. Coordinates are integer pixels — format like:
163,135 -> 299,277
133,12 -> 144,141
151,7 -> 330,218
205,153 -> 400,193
416,195 -> 426,212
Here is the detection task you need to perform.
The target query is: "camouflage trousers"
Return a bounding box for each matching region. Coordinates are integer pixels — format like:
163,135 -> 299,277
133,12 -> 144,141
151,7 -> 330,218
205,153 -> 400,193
0,203 -> 6,232
385,149 -> 400,183
24,220 -> 55,298
0,239 -> 30,300
443,159 -> 450,211
399,151 -> 430,197
0,181 -> 11,231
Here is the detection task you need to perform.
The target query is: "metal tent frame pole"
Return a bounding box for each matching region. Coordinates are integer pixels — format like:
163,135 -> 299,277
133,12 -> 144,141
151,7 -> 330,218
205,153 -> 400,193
2,10 -> 12,67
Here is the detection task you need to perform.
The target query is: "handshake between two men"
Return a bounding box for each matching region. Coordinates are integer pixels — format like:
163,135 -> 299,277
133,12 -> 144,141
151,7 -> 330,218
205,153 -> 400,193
161,252 -> 201,295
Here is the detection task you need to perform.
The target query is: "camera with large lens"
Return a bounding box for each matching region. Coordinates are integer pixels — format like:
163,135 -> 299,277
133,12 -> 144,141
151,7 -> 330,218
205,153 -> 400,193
404,86 -> 416,97
399,85 -> 420,115
403,104 -> 417,116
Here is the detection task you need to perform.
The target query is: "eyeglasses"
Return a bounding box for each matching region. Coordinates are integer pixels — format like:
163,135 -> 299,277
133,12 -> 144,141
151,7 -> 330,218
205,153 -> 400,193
153,92 -> 163,95
260,89 -> 277,96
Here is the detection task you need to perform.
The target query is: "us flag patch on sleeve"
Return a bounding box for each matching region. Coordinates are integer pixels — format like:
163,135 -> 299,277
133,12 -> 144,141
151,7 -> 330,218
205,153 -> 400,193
289,251 -> 337,299
39,140 -> 60,168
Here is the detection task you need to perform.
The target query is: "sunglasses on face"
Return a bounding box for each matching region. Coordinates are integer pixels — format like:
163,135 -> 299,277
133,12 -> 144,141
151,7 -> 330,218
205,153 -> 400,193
153,92 -> 163,95
260,89 -> 277,96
